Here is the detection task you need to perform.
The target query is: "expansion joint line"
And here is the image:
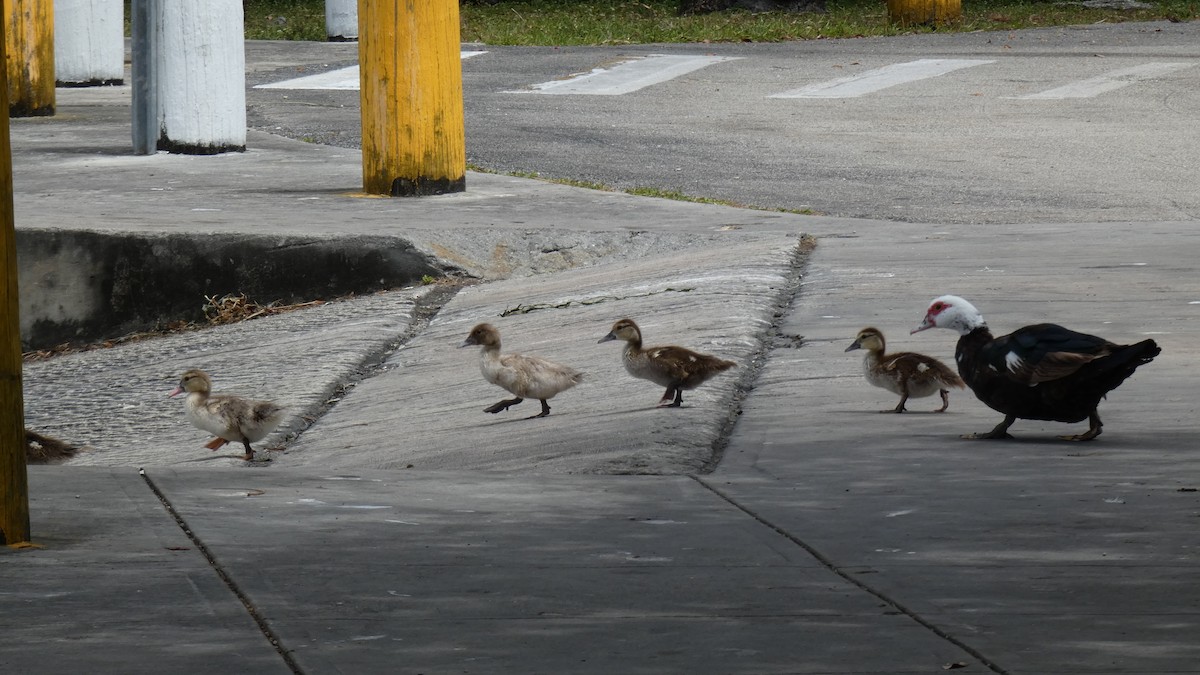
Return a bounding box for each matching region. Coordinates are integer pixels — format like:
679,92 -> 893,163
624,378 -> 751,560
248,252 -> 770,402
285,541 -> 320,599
692,476 -> 1011,675
139,469 -> 305,675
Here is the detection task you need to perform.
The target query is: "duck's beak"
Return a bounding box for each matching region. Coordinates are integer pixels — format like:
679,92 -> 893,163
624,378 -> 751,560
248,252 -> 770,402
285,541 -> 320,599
597,332 -> 616,344
844,340 -> 862,352
459,338 -> 475,349
910,315 -> 935,334
168,386 -> 183,398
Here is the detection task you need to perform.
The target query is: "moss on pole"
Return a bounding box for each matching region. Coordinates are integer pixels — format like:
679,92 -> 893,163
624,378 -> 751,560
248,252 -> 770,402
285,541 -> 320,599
887,0 -> 961,26
4,0 -> 55,116
357,0 -> 466,196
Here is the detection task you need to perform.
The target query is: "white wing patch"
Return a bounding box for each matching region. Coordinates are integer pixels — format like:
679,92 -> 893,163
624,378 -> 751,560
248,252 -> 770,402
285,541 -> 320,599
916,362 -> 929,372
1005,351 -> 1024,373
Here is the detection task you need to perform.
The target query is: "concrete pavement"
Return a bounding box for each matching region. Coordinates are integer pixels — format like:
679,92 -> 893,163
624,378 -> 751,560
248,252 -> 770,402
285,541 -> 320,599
4,40 -> 1199,674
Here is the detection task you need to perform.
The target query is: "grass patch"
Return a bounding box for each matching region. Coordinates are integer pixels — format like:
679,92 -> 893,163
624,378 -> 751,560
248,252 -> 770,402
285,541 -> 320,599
243,0 -> 327,41
242,0 -> 1199,44
626,186 -> 818,214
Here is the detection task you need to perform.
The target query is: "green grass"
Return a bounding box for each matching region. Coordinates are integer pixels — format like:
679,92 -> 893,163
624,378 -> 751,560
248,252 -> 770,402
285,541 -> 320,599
243,0 -> 1198,44
243,0 -> 327,40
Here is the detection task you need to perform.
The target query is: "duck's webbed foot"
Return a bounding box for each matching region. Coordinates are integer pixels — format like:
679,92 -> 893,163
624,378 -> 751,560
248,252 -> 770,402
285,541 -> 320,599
962,415 -> 1016,440
484,397 -> 523,414
1059,411 -> 1103,442
240,439 -> 256,462
526,400 -> 552,419
934,389 -> 950,413
657,387 -> 683,408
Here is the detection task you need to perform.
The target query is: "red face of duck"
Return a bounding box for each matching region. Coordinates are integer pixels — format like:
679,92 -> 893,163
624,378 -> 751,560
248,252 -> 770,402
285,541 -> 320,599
911,297 -> 954,334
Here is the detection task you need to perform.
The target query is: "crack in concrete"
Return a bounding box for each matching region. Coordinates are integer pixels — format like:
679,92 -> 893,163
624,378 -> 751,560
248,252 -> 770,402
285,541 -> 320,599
702,234 -> 815,474
139,469 -> 306,674
693,475 -> 1012,675
498,286 -> 696,317
274,280 -> 470,452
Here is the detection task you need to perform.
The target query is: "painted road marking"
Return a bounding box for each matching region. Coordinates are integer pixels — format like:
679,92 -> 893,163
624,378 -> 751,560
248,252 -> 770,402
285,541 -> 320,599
508,54 -> 741,96
256,51 -> 487,90
1017,62 -> 1193,99
769,58 -> 995,99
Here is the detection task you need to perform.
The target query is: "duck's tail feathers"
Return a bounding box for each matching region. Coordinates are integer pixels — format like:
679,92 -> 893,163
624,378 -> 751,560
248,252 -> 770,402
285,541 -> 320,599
1087,339 -> 1160,391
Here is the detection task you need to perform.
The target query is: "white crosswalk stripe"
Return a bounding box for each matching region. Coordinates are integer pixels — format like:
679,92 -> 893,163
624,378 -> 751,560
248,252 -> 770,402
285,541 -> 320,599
1016,62 -> 1193,99
254,53 -> 1193,103
505,54 -> 740,95
255,51 -> 487,90
768,58 -> 995,99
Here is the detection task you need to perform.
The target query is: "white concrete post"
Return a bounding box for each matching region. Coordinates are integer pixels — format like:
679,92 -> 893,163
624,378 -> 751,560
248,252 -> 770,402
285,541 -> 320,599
325,0 -> 357,41
156,1 -> 246,154
53,0 -> 123,86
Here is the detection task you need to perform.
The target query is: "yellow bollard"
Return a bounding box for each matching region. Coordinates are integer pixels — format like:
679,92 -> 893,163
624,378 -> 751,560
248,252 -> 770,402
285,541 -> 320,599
357,0 -> 465,196
0,10 -> 31,547
887,0 -> 961,26
3,0 -> 54,116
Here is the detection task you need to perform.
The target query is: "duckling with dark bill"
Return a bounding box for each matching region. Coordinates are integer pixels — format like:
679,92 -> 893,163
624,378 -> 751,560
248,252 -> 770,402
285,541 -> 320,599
846,326 -> 964,413
461,323 -> 584,419
599,318 -> 735,408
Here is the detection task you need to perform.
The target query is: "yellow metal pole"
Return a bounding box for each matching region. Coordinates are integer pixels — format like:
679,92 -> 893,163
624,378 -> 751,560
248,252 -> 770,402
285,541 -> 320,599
358,0 -> 465,196
3,0 -> 54,117
887,0 -> 961,26
0,7 -> 31,547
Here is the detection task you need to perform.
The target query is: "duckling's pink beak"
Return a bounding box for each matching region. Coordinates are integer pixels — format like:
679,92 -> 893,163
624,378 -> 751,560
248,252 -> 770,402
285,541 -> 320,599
168,386 -> 183,398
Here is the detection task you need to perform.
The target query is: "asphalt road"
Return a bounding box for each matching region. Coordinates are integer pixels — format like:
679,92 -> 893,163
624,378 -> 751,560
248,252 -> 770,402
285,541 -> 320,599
246,20 -> 1200,225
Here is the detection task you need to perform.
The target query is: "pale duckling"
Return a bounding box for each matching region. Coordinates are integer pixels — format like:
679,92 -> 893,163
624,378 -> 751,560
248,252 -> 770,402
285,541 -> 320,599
460,323 -> 584,418
845,327 -> 964,413
169,369 -> 286,461
599,318 -> 735,408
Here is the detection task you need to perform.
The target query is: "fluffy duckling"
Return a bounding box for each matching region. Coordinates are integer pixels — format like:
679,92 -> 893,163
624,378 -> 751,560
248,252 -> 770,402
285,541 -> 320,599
599,318 -> 735,408
845,326 -> 964,413
169,369 -> 286,461
460,323 -> 584,418
25,429 -> 81,464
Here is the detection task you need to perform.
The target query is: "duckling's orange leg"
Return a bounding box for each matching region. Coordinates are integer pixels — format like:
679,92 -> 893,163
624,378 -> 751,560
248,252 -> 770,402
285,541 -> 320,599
657,387 -> 682,408
963,415 -> 1016,440
934,389 -> 951,413
484,397 -> 523,414
205,437 -> 230,450
1058,410 -> 1103,442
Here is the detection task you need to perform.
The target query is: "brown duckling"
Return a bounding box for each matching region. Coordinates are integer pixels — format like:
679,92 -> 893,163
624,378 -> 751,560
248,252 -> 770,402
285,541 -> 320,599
25,429 -> 81,464
845,326 -> 964,413
599,318 -> 735,408
460,323 -> 584,418
169,369 -> 286,461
